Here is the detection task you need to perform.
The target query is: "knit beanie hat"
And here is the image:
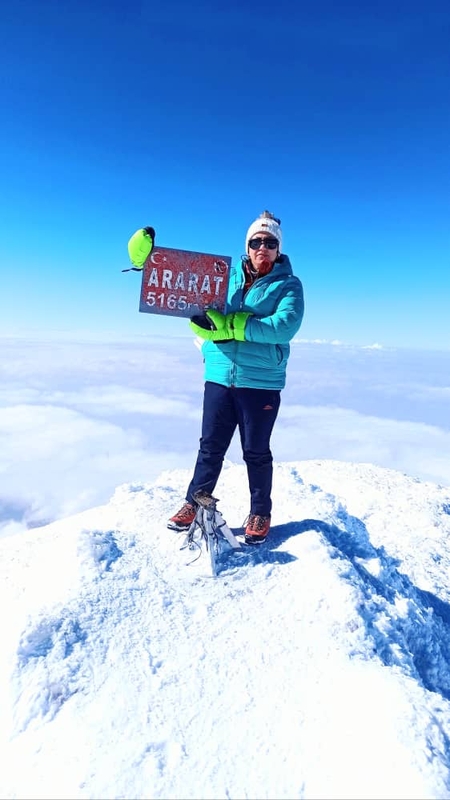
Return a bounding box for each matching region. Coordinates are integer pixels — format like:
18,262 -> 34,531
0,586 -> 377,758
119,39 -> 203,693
245,211 -> 282,252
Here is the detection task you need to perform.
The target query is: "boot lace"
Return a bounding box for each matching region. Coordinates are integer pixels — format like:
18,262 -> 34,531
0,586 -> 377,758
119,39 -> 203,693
177,502 -> 196,520
247,514 -> 270,532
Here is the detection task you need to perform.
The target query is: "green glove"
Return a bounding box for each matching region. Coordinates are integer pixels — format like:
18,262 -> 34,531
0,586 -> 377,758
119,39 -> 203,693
189,310 -> 236,342
232,311 -> 252,341
127,227 -> 155,269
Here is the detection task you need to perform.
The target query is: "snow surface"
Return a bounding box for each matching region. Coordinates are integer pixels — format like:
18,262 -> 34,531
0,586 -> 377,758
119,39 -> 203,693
2,458 -> 450,799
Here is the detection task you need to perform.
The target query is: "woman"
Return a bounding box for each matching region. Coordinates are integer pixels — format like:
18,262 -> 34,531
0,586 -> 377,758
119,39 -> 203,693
128,211 -> 304,544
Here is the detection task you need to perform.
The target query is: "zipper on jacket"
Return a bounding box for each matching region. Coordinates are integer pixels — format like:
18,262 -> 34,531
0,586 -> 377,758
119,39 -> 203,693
230,361 -> 237,386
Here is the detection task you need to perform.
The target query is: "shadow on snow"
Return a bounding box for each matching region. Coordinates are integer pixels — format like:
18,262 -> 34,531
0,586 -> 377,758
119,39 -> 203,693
227,514 -> 450,712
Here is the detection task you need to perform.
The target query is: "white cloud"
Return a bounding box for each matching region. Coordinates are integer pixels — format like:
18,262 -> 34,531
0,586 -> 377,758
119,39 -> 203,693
0,404 -> 197,533
0,335 -> 449,535
271,404 -> 450,486
0,386 -> 200,418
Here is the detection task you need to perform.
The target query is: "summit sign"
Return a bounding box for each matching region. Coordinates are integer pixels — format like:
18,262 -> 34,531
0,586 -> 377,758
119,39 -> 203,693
139,246 -> 231,318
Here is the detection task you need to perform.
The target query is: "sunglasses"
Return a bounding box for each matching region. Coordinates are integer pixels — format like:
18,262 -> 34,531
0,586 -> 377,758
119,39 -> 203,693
248,237 -> 279,251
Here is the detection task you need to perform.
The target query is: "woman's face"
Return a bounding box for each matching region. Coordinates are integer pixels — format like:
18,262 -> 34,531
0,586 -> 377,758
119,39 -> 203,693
247,233 -> 279,272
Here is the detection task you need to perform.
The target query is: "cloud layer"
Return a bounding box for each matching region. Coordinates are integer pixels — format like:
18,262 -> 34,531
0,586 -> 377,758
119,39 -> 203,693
1,334 -> 449,535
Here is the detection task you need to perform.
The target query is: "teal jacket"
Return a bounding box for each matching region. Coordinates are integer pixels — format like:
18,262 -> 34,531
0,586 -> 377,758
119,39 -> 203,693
200,255 -> 304,390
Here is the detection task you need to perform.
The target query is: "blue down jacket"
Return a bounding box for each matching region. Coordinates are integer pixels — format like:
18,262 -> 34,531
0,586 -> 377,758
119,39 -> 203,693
200,255 -> 304,390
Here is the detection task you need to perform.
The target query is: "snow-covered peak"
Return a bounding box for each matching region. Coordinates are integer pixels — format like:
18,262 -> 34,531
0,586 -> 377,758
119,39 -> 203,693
2,459 -> 450,799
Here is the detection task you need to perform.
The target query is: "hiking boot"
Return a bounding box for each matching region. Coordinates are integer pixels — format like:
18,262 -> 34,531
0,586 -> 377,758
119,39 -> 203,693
167,501 -> 197,531
244,514 -> 271,545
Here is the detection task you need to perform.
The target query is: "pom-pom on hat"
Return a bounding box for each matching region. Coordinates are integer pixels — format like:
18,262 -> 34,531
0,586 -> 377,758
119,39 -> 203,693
245,210 -> 282,253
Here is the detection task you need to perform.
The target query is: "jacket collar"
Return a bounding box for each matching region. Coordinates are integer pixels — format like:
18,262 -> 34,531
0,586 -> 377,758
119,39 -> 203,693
241,254 -> 293,284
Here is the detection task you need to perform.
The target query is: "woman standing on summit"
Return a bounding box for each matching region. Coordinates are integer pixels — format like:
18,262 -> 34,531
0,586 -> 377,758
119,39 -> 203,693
128,211 -> 304,544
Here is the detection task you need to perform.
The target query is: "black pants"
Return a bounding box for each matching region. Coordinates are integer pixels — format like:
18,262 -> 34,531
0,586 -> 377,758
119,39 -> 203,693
186,382 -> 281,516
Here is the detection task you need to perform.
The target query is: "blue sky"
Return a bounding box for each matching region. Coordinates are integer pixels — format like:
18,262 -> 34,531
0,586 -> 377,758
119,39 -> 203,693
1,0 -> 449,349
